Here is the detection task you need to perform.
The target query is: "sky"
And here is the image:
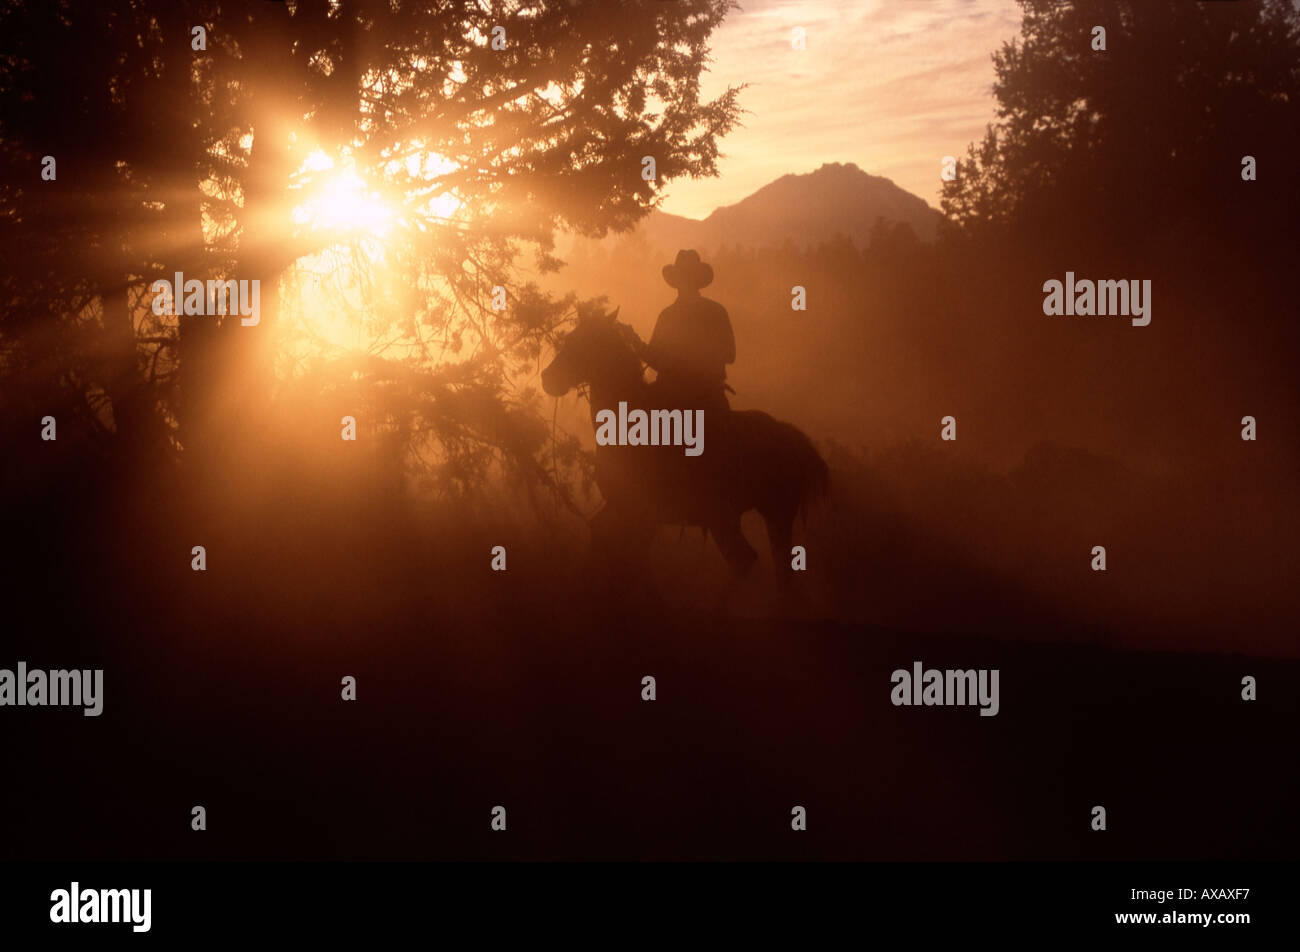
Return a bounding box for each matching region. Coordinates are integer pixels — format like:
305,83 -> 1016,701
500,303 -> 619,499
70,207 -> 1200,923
658,0 -> 1024,220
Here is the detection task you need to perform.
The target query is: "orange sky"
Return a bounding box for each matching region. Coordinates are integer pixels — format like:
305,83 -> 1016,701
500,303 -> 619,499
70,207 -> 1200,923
659,0 -> 1023,220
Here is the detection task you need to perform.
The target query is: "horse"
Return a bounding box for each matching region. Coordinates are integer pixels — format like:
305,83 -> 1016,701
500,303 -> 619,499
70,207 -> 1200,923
541,308 -> 828,596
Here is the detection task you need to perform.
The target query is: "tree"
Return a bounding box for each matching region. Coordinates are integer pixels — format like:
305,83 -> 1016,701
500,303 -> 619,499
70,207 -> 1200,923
0,0 -> 742,497
941,0 -> 1300,258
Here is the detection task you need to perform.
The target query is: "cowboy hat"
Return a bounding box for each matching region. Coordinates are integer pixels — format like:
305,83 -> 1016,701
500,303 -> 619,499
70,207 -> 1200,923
662,249 -> 714,290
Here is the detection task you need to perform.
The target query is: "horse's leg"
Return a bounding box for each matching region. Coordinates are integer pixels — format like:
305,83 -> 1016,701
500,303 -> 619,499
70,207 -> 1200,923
625,516 -> 663,613
582,506 -> 609,599
710,516 -> 758,578
704,516 -> 757,615
586,504 -> 629,590
588,503 -> 661,608
587,505 -> 614,561
763,504 -> 802,616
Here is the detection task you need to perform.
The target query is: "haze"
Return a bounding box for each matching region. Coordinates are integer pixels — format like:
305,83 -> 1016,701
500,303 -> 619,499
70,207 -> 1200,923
661,0 -> 1022,219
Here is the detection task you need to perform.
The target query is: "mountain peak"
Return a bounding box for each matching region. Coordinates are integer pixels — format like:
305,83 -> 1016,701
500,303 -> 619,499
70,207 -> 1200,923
639,163 -> 940,252
811,160 -> 863,175
565,164 -> 942,257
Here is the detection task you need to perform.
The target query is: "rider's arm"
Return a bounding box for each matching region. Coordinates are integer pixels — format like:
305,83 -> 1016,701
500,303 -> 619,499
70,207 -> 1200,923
711,304 -> 735,367
643,309 -> 674,370
720,308 -> 736,366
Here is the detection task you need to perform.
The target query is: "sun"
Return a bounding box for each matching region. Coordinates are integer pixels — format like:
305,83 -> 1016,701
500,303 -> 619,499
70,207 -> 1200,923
291,150 -> 395,236
281,144 -> 463,357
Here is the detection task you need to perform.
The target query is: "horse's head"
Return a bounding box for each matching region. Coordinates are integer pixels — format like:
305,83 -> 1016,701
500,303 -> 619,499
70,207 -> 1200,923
541,307 -> 642,397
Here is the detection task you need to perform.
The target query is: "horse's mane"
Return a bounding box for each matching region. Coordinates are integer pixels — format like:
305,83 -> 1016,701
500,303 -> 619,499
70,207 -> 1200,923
611,318 -> 644,356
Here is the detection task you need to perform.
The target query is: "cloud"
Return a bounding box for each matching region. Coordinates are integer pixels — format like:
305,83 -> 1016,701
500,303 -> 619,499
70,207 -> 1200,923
660,0 -> 1022,218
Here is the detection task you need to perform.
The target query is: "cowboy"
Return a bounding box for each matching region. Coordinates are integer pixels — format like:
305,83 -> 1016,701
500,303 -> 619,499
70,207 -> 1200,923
643,249 -> 735,415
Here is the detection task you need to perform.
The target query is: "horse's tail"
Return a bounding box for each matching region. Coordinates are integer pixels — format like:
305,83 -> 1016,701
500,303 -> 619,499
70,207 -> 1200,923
742,412 -> 829,525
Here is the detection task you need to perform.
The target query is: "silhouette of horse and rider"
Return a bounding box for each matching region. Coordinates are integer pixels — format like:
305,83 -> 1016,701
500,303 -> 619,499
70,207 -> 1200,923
542,249 -> 828,595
